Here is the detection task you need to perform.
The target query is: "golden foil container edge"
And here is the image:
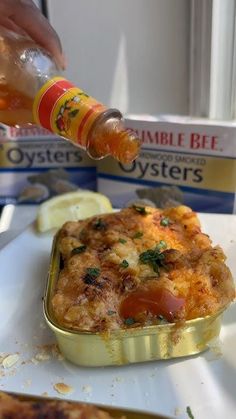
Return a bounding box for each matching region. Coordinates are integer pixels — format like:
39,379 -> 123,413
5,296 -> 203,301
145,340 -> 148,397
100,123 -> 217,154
43,233 -> 225,367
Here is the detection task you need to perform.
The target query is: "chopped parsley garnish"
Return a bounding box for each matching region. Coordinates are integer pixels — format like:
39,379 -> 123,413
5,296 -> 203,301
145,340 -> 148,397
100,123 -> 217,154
124,317 -> 135,326
158,315 -> 167,323
133,231 -> 143,239
86,267 -> 100,278
132,205 -> 149,215
120,260 -> 129,268
139,241 -> 167,274
93,218 -> 107,230
119,238 -> 127,244
186,406 -> 194,419
156,240 -> 167,250
83,267 -> 101,286
71,245 -> 87,256
160,217 -> 170,227
107,310 -> 116,315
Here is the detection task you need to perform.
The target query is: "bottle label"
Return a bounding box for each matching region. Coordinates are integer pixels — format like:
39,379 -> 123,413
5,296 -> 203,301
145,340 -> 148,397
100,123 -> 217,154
33,77 -> 107,146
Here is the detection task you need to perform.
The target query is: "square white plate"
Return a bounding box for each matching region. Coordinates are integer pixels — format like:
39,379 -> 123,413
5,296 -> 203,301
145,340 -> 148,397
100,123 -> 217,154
0,213 -> 235,419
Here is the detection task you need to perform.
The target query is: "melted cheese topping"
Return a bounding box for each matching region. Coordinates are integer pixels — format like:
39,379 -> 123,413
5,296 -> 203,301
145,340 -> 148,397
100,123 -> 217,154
52,206 -> 235,332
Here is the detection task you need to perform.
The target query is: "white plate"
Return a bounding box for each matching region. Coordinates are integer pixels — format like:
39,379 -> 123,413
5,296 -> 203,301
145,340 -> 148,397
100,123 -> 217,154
0,213 -> 235,419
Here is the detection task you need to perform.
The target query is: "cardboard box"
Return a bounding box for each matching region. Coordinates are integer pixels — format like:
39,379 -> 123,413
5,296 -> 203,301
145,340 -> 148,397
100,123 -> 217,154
0,124 -> 96,205
97,115 -> 236,213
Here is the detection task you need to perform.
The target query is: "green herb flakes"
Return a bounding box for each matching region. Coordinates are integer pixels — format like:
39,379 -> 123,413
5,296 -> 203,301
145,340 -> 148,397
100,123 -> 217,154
139,241 -> 167,274
133,231 -> 143,239
71,245 -> 87,256
86,267 -> 100,278
120,260 -> 129,268
160,217 -> 169,227
93,218 -> 107,230
156,240 -> 167,250
83,267 -> 101,286
107,310 -> 116,315
186,406 -> 194,419
124,317 -> 135,326
158,315 -> 167,323
119,238 -> 127,244
132,205 -> 149,215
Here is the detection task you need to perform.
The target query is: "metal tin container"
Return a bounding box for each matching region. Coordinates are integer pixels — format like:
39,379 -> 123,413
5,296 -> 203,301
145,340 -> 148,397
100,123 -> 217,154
44,234 -> 225,367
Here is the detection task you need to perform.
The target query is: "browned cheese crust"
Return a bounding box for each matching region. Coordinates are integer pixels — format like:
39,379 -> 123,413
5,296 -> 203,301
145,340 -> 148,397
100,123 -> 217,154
0,392 -> 116,418
51,205 -> 235,332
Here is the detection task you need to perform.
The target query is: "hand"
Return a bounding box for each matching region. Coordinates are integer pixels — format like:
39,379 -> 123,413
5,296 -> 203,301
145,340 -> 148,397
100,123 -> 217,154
0,0 -> 66,69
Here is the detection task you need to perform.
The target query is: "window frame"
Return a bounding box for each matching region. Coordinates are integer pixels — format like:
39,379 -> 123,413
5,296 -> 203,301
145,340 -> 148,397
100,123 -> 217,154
190,0 -> 236,120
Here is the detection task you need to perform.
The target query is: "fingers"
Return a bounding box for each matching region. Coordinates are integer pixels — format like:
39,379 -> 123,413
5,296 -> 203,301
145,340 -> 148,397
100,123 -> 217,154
0,0 -> 66,69
0,17 -> 27,35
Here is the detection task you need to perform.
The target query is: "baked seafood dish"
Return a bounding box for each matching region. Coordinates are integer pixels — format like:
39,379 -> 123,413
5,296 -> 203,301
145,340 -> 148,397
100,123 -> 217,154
51,205 -> 235,332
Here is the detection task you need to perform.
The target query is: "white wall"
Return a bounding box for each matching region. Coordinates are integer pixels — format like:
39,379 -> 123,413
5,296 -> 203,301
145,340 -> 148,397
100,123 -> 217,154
46,0 -> 190,116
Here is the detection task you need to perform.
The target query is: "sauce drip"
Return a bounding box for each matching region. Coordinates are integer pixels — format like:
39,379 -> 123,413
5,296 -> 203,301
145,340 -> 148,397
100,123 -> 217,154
120,285 -> 185,322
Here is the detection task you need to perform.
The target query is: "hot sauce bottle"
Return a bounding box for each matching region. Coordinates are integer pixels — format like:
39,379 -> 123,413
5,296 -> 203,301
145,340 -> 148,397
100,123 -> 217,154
0,27 -> 140,163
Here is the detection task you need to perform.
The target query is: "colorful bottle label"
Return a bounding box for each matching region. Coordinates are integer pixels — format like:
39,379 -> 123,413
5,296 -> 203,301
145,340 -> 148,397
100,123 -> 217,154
33,77 -> 107,147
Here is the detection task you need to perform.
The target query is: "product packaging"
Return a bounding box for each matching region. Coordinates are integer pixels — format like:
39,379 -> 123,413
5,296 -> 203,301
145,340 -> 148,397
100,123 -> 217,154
97,115 -> 236,213
0,124 -> 96,205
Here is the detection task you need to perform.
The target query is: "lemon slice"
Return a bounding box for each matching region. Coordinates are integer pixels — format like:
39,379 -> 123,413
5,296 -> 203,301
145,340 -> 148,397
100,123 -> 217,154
36,190 -> 113,232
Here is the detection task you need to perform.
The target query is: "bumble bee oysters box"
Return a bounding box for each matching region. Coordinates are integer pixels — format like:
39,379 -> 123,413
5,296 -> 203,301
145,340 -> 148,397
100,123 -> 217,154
0,124 -> 96,205
97,115 -> 236,213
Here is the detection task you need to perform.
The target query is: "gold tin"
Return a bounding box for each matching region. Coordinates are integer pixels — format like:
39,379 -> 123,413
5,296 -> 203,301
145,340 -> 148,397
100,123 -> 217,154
44,233 -> 224,367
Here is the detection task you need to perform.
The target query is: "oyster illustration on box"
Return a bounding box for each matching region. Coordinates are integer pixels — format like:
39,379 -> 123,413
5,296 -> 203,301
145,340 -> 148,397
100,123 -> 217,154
18,183 -> 50,203
17,169 -> 79,203
136,185 -> 183,208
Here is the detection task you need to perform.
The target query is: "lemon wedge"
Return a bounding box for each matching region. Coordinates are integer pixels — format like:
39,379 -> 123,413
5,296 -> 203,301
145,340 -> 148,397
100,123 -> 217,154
36,190 -> 113,232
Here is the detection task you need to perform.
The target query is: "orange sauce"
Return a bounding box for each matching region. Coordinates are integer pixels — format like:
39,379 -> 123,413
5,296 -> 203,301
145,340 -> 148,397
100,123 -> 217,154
104,129 -> 140,164
88,126 -> 140,163
0,84 -> 33,125
120,284 -> 185,322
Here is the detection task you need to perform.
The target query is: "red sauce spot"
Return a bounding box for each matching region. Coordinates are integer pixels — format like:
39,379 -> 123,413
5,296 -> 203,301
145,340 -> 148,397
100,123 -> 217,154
120,284 -> 185,322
